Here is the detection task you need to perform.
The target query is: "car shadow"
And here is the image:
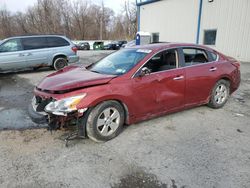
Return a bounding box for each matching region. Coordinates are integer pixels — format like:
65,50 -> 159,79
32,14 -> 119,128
0,67 -> 54,76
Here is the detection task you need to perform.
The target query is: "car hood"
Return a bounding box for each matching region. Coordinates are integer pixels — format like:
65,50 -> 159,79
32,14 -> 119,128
37,65 -> 116,92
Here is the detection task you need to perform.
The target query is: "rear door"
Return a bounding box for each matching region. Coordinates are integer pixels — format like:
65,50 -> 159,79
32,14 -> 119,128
180,47 -> 219,106
21,37 -> 50,67
46,36 -> 72,62
0,38 -> 26,71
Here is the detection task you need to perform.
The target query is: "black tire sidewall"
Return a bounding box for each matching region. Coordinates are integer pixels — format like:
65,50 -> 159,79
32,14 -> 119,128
53,58 -> 67,70
86,101 -> 125,142
209,80 -> 230,109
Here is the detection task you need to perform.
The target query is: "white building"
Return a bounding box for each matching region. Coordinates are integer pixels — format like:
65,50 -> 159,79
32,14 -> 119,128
137,0 -> 250,62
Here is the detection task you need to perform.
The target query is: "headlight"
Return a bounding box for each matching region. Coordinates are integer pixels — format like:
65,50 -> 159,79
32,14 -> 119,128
45,94 -> 86,116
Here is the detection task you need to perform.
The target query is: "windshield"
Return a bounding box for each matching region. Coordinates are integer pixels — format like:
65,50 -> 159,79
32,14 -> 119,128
88,49 -> 150,75
0,39 -> 6,45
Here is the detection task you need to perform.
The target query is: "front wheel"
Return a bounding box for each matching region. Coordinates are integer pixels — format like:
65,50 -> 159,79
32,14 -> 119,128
86,101 -> 125,142
208,79 -> 230,109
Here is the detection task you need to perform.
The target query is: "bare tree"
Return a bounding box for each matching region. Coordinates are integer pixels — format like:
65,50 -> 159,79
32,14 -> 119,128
123,1 -> 137,39
0,9 -> 13,38
0,0 -> 137,40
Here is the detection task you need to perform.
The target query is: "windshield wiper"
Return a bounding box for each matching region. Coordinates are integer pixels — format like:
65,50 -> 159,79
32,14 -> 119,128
90,70 -> 100,74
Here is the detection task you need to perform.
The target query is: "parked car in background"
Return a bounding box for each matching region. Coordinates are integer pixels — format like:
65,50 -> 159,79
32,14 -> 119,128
117,40 -> 127,47
0,35 -> 79,72
123,40 -> 136,48
93,42 -> 104,50
76,42 -> 90,50
29,43 -> 240,142
103,43 -> 120,50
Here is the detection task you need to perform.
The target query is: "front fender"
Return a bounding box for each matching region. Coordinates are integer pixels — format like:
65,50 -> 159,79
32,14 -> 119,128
76,85 -> 134,124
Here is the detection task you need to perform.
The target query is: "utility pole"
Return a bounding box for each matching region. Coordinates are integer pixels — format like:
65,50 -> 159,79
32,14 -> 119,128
100,0 -> 104,40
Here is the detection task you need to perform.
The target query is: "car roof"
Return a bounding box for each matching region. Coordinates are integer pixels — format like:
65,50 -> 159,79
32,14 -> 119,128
4,35 -> 67,40
128,42 -> 213,52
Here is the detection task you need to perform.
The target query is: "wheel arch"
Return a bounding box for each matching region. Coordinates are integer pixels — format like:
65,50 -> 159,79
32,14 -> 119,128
217,75 -> 232,92
81,96 -> 132,125
52,54 -> 68,65
207,75 -> 232,102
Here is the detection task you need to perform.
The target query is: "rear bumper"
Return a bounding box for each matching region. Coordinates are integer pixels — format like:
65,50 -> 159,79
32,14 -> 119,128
68,55 -> 80,64
231,69 -> 241,93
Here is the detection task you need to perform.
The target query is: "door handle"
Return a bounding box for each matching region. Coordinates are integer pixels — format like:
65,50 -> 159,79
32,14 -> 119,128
209,67 -> 217,72
173,75 -> 184,80
25,53 -> 32,56
19,53 -> 25,57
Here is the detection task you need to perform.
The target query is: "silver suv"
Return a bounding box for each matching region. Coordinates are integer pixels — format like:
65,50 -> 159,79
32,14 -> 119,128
0,35 -> 79,72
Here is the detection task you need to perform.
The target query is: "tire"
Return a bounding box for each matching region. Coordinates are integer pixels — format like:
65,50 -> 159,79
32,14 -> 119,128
53,57 -> 67,70
86,100 -> 125,142
208,79 -> 230,109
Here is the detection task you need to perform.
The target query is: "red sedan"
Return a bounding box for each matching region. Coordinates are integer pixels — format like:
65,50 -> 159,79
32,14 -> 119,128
29,43 -> 241,142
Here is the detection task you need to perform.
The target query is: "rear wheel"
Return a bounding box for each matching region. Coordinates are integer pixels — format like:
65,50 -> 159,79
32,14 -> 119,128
53,57 -> 67,70
86,100 -> 125,142
208,79 -> 230,109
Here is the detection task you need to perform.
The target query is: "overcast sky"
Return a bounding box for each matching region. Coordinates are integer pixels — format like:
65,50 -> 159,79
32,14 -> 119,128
0,0 -> 132,14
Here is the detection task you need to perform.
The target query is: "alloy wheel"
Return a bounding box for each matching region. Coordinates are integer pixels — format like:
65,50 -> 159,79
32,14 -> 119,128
97,107 -> 121,137
214,84 -> 228,104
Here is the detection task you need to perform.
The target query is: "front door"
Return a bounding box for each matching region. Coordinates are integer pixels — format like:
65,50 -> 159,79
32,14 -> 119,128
132,73 -> 162,117
156,68 -> 185,111
21,37 -> 49,68
132,48 -> 185,117
0,38 -> 26,71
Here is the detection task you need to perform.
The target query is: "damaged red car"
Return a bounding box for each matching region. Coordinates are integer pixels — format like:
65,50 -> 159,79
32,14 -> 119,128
29,43 -> 241,142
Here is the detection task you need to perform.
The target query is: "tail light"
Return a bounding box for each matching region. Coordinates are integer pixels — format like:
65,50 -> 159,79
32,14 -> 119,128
71,46 -> 77,54
231,61 -> 240,70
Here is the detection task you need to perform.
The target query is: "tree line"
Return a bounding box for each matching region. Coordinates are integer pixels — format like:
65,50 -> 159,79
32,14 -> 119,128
0,0 -> 137,41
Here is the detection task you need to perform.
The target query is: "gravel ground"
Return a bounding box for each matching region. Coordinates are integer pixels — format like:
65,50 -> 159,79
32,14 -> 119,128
0,50 -> 250,188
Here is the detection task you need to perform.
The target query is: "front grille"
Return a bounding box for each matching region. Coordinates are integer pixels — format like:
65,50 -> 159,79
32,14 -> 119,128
35,96 -> 42,103
35,96 -> 52,112
36,86 -> 70,94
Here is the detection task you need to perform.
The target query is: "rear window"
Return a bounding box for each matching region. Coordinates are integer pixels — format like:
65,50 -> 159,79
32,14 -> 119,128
22,37 -> 47,50
183,48 -> 209,66
46,37 -> 70,48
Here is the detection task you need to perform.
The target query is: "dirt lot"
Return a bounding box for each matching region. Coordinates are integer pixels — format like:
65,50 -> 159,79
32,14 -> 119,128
0,50 -> 250,188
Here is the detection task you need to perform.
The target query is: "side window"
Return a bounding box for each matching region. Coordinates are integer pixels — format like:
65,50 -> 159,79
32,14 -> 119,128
0,39 -> 22,52
22,37 -> 47,50
143,49 -> 178,73
47,37 -> 70,48
183,48 -> 209,67
207,51 -> 218,61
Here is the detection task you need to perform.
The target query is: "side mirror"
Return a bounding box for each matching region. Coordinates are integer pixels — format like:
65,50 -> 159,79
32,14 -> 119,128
139,67 -> 151,77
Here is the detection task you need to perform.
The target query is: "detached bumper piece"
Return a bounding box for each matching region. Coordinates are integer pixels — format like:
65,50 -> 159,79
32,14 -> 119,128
47,111 -> 88,147
29,95 -> 89,146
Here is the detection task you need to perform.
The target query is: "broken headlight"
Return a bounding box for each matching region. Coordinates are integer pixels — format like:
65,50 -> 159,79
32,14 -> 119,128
45,94 -> 86,116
